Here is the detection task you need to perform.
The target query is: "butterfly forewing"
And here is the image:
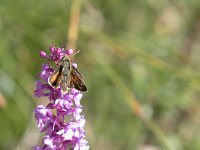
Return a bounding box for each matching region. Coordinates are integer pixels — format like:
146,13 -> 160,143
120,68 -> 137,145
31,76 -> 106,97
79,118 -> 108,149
48,66 -> 63,88
69,65 -> 87,91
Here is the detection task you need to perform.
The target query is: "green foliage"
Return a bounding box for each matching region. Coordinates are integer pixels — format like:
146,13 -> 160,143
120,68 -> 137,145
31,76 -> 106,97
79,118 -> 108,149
0,0 -> 200,150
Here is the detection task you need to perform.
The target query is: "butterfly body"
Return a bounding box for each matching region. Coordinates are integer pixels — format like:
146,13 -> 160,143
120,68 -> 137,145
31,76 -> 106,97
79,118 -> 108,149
48,55 -> 87,91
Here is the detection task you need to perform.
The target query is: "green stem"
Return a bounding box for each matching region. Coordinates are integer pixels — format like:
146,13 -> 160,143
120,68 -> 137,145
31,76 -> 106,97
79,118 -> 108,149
66,0 -> 82,50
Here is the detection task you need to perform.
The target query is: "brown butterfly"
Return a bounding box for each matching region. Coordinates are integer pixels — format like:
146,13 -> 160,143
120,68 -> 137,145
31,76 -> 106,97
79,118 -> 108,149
48,54 -> 87,92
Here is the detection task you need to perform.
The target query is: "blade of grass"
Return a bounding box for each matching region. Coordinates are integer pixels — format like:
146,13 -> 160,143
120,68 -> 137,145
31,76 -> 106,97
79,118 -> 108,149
66,0 -> 82,50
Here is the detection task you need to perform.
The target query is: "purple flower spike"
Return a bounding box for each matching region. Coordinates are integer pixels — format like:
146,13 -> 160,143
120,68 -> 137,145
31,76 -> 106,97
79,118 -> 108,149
34,47 -> 89,150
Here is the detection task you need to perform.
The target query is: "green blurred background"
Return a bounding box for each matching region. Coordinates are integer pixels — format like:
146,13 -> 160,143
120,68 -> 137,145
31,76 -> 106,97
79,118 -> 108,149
0,0 -> 200,150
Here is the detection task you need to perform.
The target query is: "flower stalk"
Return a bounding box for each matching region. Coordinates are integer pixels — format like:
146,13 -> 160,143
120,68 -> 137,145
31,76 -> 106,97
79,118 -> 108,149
33,47 -> 89,150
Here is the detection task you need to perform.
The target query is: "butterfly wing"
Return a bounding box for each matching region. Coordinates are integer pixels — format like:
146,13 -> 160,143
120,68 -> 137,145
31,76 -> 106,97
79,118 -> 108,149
69,65 -> 87,91
48,66 -> 63,88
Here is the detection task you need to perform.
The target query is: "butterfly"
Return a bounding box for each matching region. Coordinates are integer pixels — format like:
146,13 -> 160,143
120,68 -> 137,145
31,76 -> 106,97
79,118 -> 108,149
48,54 -> 87,92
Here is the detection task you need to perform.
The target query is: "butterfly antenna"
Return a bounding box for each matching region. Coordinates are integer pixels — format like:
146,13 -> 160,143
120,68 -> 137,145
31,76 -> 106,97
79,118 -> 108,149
73,50 -> 80,56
